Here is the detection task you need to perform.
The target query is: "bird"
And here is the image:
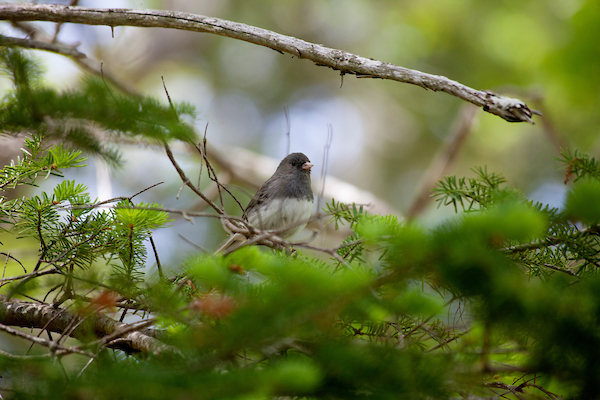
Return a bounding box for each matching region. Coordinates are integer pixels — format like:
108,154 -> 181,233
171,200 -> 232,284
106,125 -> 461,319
217,152 -> 314,253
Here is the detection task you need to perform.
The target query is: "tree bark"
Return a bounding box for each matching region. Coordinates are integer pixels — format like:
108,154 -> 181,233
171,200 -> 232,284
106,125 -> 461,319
0,4 -> 539,124
0,295 -> 178,357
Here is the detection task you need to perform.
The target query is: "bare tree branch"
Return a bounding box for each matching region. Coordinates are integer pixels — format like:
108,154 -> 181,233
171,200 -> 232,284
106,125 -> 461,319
165,144 -> 224,215
0,34 -> 85,58
0,3 -> 540,124
0,294 -> 178,357
407,104 -> 478,219
5,21 -> 139,96
0,322 -> 94,358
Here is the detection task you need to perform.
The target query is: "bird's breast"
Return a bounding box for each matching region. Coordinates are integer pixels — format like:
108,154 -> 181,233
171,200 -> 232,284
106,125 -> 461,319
246,197 -> 313,239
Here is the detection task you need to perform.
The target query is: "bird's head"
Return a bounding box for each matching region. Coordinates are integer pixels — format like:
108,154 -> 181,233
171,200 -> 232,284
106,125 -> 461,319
278,152 -> 313,174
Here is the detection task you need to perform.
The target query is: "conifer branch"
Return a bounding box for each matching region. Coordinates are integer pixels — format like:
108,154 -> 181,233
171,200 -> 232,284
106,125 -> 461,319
0,3 -> 540,124
502,225 -> 600,253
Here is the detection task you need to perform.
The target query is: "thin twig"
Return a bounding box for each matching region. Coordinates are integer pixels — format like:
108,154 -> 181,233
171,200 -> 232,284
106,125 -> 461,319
0,267 -> 60,287
51,0 -> 79,42
0,348 -> 55,359
0,34 -> 86,58
284,106 -> 290,156
522,383 -> 562,399
149,236 -> 164,279
0,252 -> 26,274
403,297 -> 457,339
2,252 -> 9,281
195,134 -> 229,211
165,144 -> 223,214
0,322 -> 94,358
541,263 -> 577,276
93,318 -> 156,348
318,125 -> 333,211
196,125 -> 207,188
161,76 -> 177,117
178,234 -> 208,253
76,357 -> 95,379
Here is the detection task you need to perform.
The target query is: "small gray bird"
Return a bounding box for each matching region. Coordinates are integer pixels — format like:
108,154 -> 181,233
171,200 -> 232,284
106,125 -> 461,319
217,152 -> 314,253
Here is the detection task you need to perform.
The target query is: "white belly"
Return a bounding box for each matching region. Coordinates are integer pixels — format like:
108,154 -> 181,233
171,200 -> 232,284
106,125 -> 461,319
246,198 -> 313,239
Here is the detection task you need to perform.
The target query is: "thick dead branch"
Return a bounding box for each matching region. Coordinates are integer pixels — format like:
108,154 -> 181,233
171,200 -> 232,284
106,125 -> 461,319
0,4 -> 540,124
0,294 -> 178,357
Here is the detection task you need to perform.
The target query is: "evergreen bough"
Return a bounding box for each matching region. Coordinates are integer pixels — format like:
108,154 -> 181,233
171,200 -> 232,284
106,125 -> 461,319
2,48 -> 600,400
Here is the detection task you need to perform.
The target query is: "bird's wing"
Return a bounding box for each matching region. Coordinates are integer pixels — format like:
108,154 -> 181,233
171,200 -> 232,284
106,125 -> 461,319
243,176 -> 281,219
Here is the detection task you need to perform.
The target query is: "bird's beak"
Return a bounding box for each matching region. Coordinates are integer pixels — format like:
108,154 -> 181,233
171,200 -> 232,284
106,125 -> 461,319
302,162 -> 314,171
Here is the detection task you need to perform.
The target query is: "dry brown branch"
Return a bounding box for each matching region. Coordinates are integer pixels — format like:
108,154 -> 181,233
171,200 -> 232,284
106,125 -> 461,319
165,144 -> 223,215
406,104 -> 478,219
485,381 -> 526,398
0,34 -> 85,58
6,20 -> 138,96
0,294 -> 178,357
0,321 -> 94,358
0,267 -> 60,288
0,3 -> 540,124
484,380 -> 560,399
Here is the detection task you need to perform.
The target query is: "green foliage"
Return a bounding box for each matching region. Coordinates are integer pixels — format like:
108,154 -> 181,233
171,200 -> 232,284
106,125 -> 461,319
324,198 -> 366,230
111,200 -> 170,290
5,51 -> 600,400
565,179 -> 600,224
432,166 -> 507,212
0,48 -> 197,164
559,148 -> 600,183
1,137 -> 169,301
0,134 -> 86,235
0,43 -> 43,89
8,136 -> 600,398
0,134 -> 85,191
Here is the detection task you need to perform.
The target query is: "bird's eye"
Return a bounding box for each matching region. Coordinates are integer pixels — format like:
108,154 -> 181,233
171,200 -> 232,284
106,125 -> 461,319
291,161 -> 296,166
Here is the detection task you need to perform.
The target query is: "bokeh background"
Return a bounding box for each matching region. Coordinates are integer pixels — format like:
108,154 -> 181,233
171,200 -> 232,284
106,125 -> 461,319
2,0 -> 599,269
